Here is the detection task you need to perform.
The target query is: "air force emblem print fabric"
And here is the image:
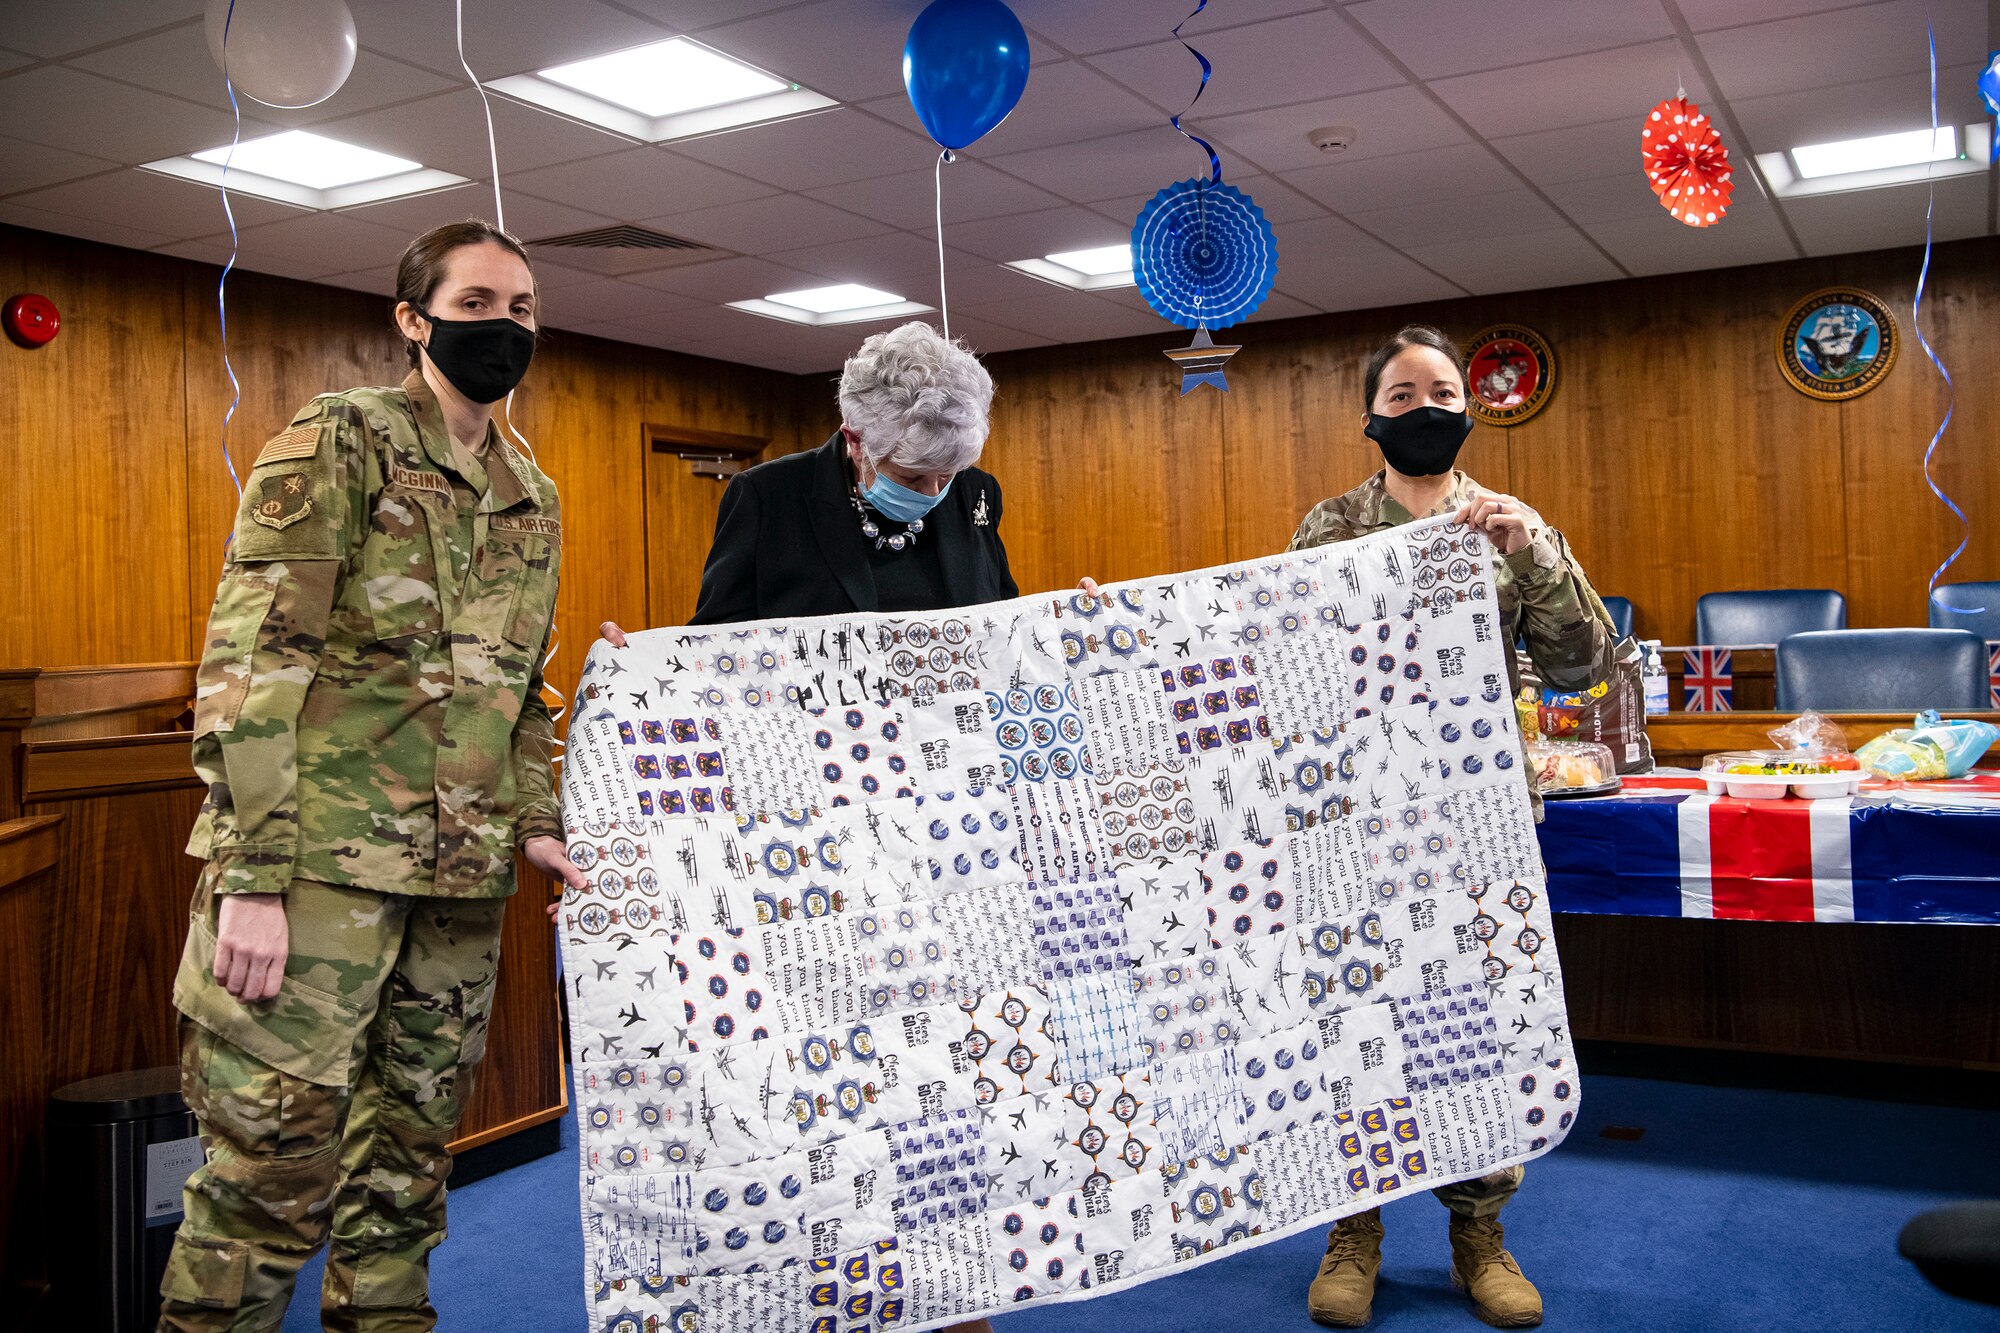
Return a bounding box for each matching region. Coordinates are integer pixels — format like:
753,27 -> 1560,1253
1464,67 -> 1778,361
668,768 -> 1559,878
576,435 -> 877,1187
557,518 -> 1577,1333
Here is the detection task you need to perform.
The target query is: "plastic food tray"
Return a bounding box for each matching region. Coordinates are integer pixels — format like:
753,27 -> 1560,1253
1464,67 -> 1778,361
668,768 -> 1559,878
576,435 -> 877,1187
1700,751 -> 1864,800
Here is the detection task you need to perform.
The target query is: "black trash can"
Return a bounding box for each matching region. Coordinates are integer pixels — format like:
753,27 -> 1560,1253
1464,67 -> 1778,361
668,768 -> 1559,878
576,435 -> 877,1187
47,1067 -> 201,1333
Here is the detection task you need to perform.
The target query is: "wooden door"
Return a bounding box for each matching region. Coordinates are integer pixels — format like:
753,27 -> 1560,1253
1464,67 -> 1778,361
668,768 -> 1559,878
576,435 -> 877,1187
644,425 -> 770,628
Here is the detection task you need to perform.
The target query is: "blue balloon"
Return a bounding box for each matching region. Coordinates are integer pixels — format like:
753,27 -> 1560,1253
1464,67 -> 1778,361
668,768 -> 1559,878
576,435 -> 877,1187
903,0 -> 1031,151
1980,48 -> 2000,115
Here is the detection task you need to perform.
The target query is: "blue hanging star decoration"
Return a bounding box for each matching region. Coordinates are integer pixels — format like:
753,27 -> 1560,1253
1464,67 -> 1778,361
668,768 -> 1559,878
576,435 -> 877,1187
1163,326 -> 1242,395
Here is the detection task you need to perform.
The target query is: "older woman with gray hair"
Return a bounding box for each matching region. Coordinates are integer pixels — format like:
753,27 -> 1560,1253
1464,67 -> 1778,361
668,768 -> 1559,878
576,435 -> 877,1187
682,320 -> 1017,623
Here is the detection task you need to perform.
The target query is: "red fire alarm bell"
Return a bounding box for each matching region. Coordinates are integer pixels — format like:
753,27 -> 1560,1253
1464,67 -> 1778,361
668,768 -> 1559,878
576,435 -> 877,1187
4,293 -> 60,347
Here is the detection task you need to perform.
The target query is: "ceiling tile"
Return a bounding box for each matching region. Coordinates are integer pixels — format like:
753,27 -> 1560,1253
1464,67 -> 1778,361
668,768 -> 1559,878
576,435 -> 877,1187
644,194 -> 896,254
1009,0 -> 1322,58
971,290 -> 1164,344
542,278 -> 704,325
1243,291 -> 1320,324
70,20 -> 456,123
933,315 -> 1048,356
13,167 -> 302,238
1089,175 -> 1327,234
0,65 -> 276,163
1675,0 -> 1877,28
1695,0 -> 1986,103
320,266 -> 397,298
1431,40 -> 1710,139
152,233 -> 345,283
766,230 -> 958,294
0,0 -> 202,58
1088,12 -> 1404,118
1285,142 -> 1524,215
702,0 -> 1047,103
1198,85 -> 1471,176
0,199 -> 182,250
1540,172 -> 1681,226
624,254 -> 827,303
935,255 -> 1080,307
617,2 -> 799,33
990,128 -> 1221,204
344,0 -> 673,81
804,159 -> 1061,232
1727,61 -> 1989,156
342,183 -> 614,241
861,59 -> 1165,156
0,134 -> 121,196
316,87 -> 633,178
1401,224 -> 1624,296
674,108 -> 935,190
0,48 -> 38,73
1263,215 -> 1467,311
212,210 -> 421,277
1488,117 -> 1640,188
1584,196 -> 1798,276
508,146 -> 780,223
1782,174 -> 1993,256
1345,0 -> 1672,80
1342,187 -> 1570,250
937,205 -> 1135,265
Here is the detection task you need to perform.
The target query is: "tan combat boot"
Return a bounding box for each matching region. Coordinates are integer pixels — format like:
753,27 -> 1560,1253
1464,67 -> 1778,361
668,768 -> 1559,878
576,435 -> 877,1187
1448,1213 -> 1544,1327
1308,1207 -> 1384,1327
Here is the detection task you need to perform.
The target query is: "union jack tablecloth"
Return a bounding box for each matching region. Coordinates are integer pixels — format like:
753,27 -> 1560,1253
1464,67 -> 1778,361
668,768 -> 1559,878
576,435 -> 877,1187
1538,776 -> 2000,924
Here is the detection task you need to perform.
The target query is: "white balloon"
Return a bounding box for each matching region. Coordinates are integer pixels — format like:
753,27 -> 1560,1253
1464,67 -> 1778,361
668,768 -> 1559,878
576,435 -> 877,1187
205,0 -> 358,110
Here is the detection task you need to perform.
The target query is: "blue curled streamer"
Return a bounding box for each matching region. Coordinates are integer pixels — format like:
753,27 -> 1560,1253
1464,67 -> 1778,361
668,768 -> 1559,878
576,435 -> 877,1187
1170,0 -> 1222,184
216,0 -> 245,543
1914,18 -> 1977,610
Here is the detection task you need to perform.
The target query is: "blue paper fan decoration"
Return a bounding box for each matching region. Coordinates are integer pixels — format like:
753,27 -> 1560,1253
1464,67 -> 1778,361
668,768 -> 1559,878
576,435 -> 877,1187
1132,178 -> 1278,330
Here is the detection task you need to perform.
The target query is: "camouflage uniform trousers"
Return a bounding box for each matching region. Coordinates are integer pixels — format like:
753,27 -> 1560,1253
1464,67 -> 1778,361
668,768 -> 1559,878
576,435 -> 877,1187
1432,1164 -> 1524,1219
159,864 -> 506,1332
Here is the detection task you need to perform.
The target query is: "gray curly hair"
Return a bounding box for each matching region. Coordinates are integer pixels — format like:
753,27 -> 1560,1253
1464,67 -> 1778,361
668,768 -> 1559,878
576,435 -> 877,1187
837,322 -> 994,474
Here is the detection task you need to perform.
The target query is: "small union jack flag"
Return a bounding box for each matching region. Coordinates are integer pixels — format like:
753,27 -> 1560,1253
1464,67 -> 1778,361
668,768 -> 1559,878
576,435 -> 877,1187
1683,646 -> 1733,712
1988,641 -> 2000,709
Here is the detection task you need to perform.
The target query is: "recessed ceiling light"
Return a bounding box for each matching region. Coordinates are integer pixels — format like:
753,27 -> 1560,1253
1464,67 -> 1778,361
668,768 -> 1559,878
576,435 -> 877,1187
539,38 -> 786,117
1755,123 -> 1989,198
143,130 -> 467,209
1791,126 -> 1956,179
1046,245 -> 1135,277
1003,243 -> 1136,292
192,130 -> 419,190
489,36 -> 835,143
727,284 -> 934,326
768,284 -> 903,313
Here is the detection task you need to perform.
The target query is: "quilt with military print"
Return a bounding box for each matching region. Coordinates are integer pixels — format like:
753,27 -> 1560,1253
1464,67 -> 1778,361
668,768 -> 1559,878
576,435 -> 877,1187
554,516 -> 1578,1333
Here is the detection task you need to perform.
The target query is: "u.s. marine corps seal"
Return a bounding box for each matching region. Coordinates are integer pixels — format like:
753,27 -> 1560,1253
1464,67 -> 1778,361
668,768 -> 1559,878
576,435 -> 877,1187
253,471 -> 313,530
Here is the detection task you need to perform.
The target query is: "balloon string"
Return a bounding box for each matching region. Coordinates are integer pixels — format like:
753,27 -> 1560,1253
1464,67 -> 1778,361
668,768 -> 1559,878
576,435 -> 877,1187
934,148 -> 954,341
1171,0 -> 1222,184
454,0 -> 566,741
216,0 -> 244,557
456,0 -> 505,232
1914,17 -> 1976,612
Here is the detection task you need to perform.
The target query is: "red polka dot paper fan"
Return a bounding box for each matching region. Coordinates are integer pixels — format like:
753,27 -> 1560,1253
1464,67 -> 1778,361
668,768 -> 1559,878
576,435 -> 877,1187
1641,95 -> 1734,228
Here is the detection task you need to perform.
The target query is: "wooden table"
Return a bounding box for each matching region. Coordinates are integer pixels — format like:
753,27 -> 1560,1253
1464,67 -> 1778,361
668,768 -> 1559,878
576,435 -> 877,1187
1640,709 -> 2000,769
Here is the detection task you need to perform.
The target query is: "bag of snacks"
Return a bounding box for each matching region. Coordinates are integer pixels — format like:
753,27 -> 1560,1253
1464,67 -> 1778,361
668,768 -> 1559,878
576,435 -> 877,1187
1515,637 -> 1654,774
1855,712 -> 2000,780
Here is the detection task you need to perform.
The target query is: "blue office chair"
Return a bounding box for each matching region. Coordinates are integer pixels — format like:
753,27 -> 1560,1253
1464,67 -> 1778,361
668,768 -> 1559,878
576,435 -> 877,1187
1599,596 -> 1635,641
1928,582 -> 2000,642
1775,628 -> 1988,712
1697,589 -> 1846,645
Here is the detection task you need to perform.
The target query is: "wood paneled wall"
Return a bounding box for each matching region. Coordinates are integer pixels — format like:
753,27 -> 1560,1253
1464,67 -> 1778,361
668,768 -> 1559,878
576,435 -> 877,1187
974,235 -> 2000,642
0,222 -> 816,681
5,223 -> 1996,660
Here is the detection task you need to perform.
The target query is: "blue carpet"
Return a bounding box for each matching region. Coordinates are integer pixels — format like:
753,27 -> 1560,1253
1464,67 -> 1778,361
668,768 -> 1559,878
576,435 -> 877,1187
283,1073 -> 2000,1331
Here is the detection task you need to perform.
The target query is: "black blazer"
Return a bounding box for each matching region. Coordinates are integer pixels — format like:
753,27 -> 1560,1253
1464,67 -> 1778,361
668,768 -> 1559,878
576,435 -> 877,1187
689,432 -> 1018,624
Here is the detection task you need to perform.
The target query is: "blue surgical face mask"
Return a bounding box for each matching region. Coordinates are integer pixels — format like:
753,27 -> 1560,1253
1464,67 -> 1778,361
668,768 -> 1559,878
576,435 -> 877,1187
863,471 -> 951,523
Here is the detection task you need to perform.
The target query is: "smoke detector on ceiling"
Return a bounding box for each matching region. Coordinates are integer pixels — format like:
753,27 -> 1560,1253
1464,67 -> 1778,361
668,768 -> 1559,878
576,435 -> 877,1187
1308,125 -> 1357,154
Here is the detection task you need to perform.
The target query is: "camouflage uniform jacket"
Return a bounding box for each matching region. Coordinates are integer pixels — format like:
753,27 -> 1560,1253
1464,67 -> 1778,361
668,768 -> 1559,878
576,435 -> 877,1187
1288,469 -> 1616,700
187,371 -> 563,898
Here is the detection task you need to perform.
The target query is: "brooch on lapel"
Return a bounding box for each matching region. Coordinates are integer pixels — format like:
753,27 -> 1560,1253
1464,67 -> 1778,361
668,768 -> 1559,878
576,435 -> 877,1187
973,489 -> 991,528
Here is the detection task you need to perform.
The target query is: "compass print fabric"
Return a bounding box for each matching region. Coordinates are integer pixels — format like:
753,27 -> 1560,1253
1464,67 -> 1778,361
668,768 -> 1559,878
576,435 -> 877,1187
556,518 -> 1576,1332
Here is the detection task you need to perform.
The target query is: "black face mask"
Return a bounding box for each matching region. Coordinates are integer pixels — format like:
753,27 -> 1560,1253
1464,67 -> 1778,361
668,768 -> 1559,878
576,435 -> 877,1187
417,310 -> 536,404
1364,405 -> 1473,477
